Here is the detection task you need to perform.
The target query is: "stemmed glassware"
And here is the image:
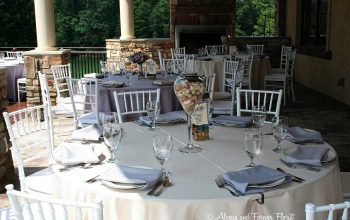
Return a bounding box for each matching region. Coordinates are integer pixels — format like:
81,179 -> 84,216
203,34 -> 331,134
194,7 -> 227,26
125,71 -> 133,86
243,128 -> 263,167
174,74 -> 205,153
153,134 -> 173,177
251,106 -> 266,128
146,101 -> 160,131
272,116 -> 288,153
102,112 -> 121,163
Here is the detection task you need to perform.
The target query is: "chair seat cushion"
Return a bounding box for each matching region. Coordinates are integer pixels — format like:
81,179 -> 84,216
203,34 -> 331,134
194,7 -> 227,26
213,100 -> 235,115
52,103 -> 75,115
17,78 -> 26,83
25,167 -> 54,195
78,112 -> 106,127
264,73 -> 286,81
271,68 -> 285,74
213,92 -> 232,100
58,95 -> 86,112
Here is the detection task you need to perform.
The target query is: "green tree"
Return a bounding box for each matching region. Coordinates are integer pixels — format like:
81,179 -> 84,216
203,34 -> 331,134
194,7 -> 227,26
0,0 -> 36,47
236,0 -> 275,36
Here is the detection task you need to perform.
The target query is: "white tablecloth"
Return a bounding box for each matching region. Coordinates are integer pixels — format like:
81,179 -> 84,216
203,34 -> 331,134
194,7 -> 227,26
53,123 -> 343,220
0,59 -> 25,101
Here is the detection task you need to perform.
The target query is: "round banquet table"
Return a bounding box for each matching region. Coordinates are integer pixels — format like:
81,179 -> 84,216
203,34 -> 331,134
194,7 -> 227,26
0,60 -> 25,101
97,74 -> 182,115
53,122 -> 343,220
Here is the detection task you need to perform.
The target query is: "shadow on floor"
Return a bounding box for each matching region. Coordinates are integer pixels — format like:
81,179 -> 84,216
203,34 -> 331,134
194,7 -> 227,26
281,83 -> 350,171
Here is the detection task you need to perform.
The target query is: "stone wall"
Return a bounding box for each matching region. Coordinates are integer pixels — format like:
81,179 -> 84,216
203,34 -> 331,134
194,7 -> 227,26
236,36 -> 291,68
106,37 -> 290,69
23,49 -> 71,107
0,67 -> 17,192
106,38 -> 174,70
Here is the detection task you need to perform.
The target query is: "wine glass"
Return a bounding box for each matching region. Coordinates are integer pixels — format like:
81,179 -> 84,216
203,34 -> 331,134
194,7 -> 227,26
272,116 -> 288,153
243,128 -> 263,167
153,134 -> 173,177
251,106 -> 266,128
125,71 -> 133,86
102,112 -> 121,163
146,101 -> 160,131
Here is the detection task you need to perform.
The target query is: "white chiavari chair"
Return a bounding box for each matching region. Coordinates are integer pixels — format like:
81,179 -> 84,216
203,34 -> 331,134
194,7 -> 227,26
6,184 -> 103,220
6,51 -> 23,59
39,72 -> 77,137
236,88 -> 283,123
246,44 -> 264,54
234,53 -> 253,89
113,89 -> 160,123
213,60 -> 239,100
205,45 -> 226,55
203,73 -> 216,100
305,201 -> 350,220
213,66 -> 244,116
2,104 -> 54,196
162,58 -> 186,74
71,77 -> 102,127
264,50 -> 296,106
171,47 -> 186,59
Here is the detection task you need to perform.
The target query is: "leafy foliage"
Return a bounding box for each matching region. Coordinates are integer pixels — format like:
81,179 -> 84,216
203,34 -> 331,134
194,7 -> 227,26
236,0 -> 275,36
0,0 -> 275,47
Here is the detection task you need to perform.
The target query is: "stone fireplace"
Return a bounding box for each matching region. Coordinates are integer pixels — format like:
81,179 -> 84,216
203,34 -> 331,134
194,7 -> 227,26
170,0 -> 235,53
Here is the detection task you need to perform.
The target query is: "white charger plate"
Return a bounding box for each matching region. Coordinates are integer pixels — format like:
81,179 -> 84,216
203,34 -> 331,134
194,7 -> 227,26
249,177 -> 286,188
282,147 -> 336,163
100,180 -> 147,190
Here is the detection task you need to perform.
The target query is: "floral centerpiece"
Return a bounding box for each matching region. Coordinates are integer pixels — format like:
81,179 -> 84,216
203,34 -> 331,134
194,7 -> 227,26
221,35 -> 232,47
128,51 -> 149,79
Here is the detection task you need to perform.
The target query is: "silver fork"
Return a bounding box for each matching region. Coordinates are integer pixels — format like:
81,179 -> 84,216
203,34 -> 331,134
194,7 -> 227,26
215,175 -> 242,197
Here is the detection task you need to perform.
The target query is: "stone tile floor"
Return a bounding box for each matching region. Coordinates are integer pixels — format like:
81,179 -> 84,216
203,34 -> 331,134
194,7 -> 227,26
1,83 -> 350,208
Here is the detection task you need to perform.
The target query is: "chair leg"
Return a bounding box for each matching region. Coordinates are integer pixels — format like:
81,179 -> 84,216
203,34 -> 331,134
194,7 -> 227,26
283,82 -> 286,106
291,80 -> 295,102
17,82 -> 20,103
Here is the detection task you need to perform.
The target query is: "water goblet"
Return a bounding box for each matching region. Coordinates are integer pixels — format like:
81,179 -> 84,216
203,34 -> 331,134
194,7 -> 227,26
102,112 -> 121,163
251,106 -> 266,128
153,134 -> 173,177
146,101 -> 160,131
272,116 -> 288,153
243,128 -> 263,167
125,71 -> 133,86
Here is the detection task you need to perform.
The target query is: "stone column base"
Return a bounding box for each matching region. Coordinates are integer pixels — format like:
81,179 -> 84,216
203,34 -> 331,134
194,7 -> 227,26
23,49 -> 71,107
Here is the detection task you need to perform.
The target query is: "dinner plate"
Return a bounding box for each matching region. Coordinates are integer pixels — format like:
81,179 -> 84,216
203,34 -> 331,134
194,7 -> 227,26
100,81 -> 124,88
282,147 -> 336,163
100,180 -> 147,190
3,57 -> 17,61
249,177 -> 286,188
153,80 -> 174,85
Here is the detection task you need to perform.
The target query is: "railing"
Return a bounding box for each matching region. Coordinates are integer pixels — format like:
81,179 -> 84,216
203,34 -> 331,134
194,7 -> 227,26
0,47 -> 107,79
62,47 -> 106,79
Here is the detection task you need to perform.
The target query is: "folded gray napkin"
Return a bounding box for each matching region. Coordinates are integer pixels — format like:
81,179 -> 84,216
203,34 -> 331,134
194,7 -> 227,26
211,115 -> 252,127
139,112 -> 186,125
71,124 -> 102,141
98,164 -> 162,190
223,165 -> 291,195
281,145 -> 330,166
287,127 -> 323,144
53,142 -> 101,166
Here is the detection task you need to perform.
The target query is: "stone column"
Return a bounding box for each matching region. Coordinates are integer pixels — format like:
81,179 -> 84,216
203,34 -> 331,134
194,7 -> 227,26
34,0 -> 57,51
119,0 -> 135,40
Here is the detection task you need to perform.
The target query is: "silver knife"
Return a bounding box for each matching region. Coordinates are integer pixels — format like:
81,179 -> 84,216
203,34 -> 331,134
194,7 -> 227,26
147,176 -> 164,196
